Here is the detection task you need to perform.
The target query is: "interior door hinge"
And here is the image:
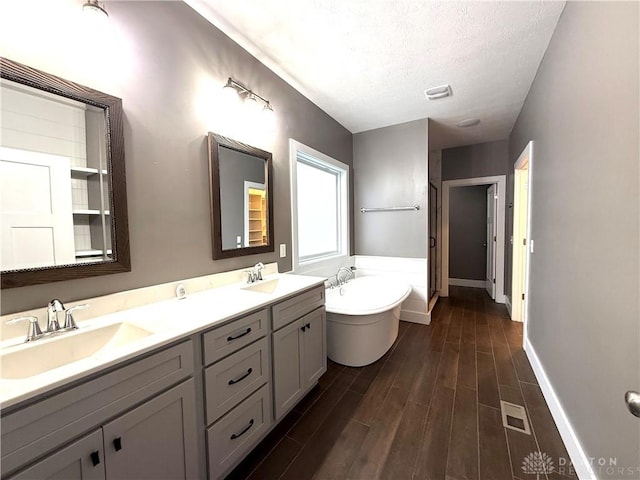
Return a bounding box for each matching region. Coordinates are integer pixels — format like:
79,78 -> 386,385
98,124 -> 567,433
522,293 -> 525,300
494,236 -> 497,241
493,278 -> 496,284
522,238 -> 527,246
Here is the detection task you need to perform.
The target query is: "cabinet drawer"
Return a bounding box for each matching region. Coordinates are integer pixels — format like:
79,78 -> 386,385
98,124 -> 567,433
203,309 -> 268,366
272,285 -> 324,331
1,341 -> 194,478
207,384 -> 271,480
204,337 -> 269,425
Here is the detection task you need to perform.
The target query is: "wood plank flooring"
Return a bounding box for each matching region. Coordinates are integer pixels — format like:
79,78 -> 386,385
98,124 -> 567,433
226,286 -> 577,480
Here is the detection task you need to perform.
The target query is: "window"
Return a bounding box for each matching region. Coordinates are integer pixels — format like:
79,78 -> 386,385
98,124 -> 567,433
290,140 -> 349,270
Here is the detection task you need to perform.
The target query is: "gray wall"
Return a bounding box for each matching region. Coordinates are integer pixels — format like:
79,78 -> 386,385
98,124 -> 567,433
508,1 -> 639,475
353,119 -> 428,258
219,148 -> 265,250
442,139 -> 508,181
449,186 -> 487,281
1,1 -> 353,314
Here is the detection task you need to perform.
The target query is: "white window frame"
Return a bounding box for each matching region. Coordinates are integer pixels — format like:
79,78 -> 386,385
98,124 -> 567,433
289,139 -> 350,272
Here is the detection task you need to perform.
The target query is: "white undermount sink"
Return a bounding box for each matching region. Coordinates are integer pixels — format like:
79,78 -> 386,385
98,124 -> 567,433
0,322 -> 152,380
241,278 -> 280,294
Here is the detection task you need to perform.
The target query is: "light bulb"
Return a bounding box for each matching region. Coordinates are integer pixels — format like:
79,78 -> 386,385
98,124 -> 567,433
221,80 -> 240,108
262,103 -> 275,131
243,94 -> 262,117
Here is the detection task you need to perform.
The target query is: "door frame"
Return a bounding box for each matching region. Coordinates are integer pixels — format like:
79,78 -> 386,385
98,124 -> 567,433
511,142 -> 534,342
485,184 -> 497,299
442,175 -> 506,303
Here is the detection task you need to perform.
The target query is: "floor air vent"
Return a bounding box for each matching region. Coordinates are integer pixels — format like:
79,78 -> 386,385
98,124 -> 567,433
500,401 -> 531,435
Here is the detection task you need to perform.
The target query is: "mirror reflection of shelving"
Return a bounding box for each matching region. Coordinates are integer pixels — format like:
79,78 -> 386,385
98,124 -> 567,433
247,188 -> 267,247
71,167 -> 111,263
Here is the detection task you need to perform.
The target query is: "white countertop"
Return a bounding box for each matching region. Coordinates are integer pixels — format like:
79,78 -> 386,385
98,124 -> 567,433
0,273 -> 325,409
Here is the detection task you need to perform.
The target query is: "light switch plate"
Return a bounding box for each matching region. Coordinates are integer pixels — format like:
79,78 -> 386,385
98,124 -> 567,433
279,244 -> 286,258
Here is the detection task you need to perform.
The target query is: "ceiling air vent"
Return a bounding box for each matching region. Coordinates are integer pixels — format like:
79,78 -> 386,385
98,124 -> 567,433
457,118 -> 481,128
424,84 -> 452,100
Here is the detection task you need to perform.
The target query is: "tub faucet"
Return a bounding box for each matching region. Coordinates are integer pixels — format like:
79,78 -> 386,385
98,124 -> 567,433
336,266 -> 354,286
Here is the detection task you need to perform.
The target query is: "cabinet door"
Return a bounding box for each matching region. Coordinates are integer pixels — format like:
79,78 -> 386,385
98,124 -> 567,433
272,319 -> 303,420
8,429 -> 105,480
103,379 -> 199,480
302,307 -> 327,386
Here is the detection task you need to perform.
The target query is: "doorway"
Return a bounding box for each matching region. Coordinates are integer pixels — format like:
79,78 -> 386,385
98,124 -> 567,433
442,175 -> 506,303
511,142 -> 533,332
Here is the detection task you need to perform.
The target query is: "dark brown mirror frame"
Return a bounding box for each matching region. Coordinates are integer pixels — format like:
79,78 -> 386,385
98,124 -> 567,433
0,58 -> 130,289
207,132 -> 274,260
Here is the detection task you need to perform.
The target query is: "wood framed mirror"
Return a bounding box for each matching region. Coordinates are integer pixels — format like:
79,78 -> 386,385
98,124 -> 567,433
207,132 -> 274,260
0,58 -> 130,288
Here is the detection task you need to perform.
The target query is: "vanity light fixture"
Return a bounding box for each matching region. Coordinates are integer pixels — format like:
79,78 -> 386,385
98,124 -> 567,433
82,0 -> 109,19
222,77 -> 275,118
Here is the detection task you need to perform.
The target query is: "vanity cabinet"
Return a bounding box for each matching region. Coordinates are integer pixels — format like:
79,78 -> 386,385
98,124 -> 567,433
2,342 -> 199,480
2,276 -> 328,480
7,380 -> 197,480
272,286 -> 326,420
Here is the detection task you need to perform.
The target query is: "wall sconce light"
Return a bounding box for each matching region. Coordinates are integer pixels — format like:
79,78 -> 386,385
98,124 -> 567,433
222,77 -> 275,122
82,0 -> 109,19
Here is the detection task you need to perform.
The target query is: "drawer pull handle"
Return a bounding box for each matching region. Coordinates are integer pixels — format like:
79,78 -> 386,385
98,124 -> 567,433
90,451 -> 101,466
230,419 -> 254,440
301,325 -> 306,332
227,327 -> 251,341
228,368 -> 253,385
305,322 -> 311,329
113,437 -> 122,452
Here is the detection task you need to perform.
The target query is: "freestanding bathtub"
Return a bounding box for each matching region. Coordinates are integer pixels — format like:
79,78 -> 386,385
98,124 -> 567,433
325,275 -> 411,367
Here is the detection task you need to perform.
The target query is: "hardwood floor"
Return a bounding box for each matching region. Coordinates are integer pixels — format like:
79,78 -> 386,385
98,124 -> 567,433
226,286 -> 576,480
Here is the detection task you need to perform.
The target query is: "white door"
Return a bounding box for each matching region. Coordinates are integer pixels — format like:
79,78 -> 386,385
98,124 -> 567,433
0,147 -> 75,270
485,184 -> 497,299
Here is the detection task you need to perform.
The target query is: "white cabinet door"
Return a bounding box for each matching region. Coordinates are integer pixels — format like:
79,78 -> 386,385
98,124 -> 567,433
302,308 -> 326,386
7,430 -> 105,480
0,147 -> 75,270
102,379 -> 199,480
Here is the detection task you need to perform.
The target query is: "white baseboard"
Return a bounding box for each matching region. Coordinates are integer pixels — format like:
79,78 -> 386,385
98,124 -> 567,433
505,295 -> 512,317
524,339 -> 596,479
400,310 -> 430,325
448,278 -> 485,288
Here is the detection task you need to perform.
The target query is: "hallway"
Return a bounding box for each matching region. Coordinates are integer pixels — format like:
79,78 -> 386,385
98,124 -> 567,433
227,286 -> 575,480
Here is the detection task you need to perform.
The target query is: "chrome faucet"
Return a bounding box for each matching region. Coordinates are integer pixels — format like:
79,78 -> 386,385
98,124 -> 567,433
47,299 -> 65,333
245,262 -> 265,284
254,262 -> 265,281
6,300 -> 90,343
336,266 -> 355,286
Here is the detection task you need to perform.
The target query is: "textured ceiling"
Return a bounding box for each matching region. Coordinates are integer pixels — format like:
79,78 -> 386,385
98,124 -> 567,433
186,0 -> 566,149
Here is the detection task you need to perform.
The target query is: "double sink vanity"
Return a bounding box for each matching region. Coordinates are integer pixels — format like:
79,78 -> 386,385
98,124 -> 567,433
0,269 -> 327,480
0,57 -> 323,479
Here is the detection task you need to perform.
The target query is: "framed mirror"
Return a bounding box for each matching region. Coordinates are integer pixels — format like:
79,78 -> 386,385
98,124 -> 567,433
207,133 -> 274,260
0,58 -> 130,288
